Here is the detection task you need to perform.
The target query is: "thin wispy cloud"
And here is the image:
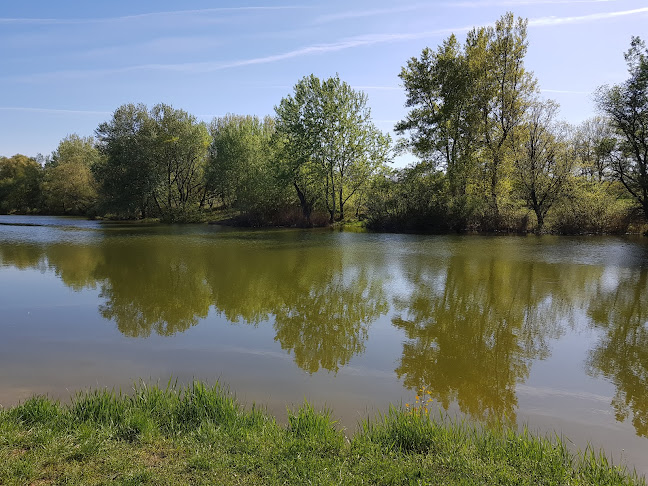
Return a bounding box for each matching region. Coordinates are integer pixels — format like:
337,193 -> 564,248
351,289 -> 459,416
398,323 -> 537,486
314,5 -> 430,24
0,6 -> 309,25
0,107 -> 111,115
4,3 -> 642,84
450,0 -> 620,7
216,30 -> 465,69
314,0 -> 621,22
4,28 -> 466,82
530,7 -> 648,26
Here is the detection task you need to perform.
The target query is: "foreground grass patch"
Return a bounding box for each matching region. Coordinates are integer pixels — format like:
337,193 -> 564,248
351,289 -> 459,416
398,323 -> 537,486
0,381 -> 644,485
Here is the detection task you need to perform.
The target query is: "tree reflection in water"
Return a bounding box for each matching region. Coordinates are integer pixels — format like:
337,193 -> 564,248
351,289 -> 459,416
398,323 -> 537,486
587,268 -> 648,437
3,229 -> 648,432
391,249 -> 589,423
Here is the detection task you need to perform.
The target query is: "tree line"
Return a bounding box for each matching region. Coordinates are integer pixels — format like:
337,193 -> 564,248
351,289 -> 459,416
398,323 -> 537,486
1,12 -> 646,233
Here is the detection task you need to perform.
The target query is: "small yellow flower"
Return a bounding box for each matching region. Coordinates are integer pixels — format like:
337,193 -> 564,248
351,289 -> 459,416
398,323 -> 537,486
405,403 -> 410,408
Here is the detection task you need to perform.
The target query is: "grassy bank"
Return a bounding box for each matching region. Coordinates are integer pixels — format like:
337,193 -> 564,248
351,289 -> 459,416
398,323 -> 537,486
0,382 -> 643,485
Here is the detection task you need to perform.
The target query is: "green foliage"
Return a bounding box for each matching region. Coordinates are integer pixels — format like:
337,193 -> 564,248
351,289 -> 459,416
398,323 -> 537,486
511,100 -> 573,233
396,34 -> 480,197
0,154 -> 42,213
94,103 -> 210,220
573,116 -> 616,182
149,104 -> 211,220
549,179 -> 633,234
93,103 -> 158,218
596,36 -> 648,220
42,134 -> 99,215
205,114 -> 290,223
366,164 -> 454,232
275,74 -> 391,223
397,12 -> 537,229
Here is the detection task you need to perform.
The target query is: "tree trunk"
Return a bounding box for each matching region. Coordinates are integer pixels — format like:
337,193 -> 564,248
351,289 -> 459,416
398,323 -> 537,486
293,182 -> 312,225
534,208 -> 544,235
490,160 -> 500,225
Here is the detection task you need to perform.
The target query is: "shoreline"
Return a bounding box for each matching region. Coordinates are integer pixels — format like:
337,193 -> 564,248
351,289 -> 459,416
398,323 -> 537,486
1,212 -> 646,236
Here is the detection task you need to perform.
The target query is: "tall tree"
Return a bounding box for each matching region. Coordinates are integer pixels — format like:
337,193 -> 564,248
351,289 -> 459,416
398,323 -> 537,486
467,13 -> 537,219
596,36 -> 648,220
511,100 -> 572,233
397,13 -> 537,227
275,74 -> 390,223
396,34 -> 480,199
148,104 -> 210,219
94,103 -> 157,218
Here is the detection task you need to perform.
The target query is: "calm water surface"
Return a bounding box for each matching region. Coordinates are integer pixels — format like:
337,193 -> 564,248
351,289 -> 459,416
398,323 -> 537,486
1,215 -> 648,474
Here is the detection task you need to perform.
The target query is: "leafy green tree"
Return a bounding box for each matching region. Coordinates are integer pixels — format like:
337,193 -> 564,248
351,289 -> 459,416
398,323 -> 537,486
511,100 -> 573,233
0,154 -> 42,213
205,114 -> 285,219
596,36 -> 648,220
148,104 -> 210,220
94,103 -> 157,218
94,103 -> 210,220
467,13 -> 537,220
366,165 -> 452,232
572,117 -> 616,183
275,74 -> 390,222
42,134 -> 99,215
396,34 -> 480,201
397,13 -> 536,228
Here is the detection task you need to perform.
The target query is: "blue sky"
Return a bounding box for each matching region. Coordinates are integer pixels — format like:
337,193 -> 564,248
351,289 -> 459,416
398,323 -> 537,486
1,0 -> 646,166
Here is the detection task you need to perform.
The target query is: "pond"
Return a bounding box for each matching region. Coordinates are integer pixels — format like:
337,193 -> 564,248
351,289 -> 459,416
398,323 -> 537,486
1,215 -> 647,474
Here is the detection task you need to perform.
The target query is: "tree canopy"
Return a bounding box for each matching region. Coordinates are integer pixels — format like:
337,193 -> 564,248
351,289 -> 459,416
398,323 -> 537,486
42,134 -> 99,215
596,36 -> 648,220
275,74 -> 390,223
94,103 -> 210,221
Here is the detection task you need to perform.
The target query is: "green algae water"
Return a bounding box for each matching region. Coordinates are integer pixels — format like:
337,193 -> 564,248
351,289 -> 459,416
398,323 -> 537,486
1,215 -> 647,474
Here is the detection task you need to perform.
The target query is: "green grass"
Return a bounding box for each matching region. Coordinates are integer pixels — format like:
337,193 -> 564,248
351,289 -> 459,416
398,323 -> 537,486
0,381 -> 644,485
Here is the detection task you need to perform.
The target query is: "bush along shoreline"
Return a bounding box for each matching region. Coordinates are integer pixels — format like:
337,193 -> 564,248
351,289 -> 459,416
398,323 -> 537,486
0,381 -> 644,485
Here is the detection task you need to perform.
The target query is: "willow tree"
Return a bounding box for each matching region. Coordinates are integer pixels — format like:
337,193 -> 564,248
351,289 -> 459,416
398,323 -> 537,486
596,36 -> 648,220
275,74 -> 390,222
511,100 -> 572,233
